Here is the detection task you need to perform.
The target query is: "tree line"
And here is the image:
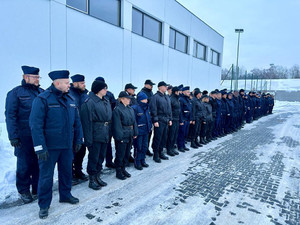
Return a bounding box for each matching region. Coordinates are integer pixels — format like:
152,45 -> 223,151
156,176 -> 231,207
222,64 -> 300,80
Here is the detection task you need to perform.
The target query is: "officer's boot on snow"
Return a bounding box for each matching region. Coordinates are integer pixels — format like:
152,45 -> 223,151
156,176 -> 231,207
195,137 -> 202,147
172,148 -> 179,155
153,152 -> 161,163
39,207 -> 49,219
191,140 -> 199,149
122,167 -> 131,178
167,149 -> 175,156
116,168 -> 126,180
200,137 -> 206,145
96,172 -> 107,186
159,152 -> 169,160
88,175 -> 101,190
20,192 -> 33,204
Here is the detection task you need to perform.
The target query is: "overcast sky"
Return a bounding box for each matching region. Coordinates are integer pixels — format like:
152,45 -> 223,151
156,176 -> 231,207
177,0 -> 300,71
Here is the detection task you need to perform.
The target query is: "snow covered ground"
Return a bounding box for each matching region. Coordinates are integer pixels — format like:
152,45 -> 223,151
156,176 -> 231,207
0,101 -> 299,225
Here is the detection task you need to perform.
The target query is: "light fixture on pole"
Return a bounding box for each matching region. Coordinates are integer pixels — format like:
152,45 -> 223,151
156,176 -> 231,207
235,28 -> 244,90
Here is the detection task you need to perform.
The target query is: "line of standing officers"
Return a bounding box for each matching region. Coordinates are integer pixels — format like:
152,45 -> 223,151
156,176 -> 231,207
5,65 -> 275,219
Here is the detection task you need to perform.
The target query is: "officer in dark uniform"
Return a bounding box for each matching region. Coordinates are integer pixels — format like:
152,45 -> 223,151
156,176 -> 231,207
95,77 -> 116,168
166,86 -> 180,156
29,70 -> 83,219
226,92 -> 235,133
132,92 -> 152,169
80,80 -> 112,190
112,91 -> 138,180
191,89 -> 204,148
215,91 -> 222,137
125,83 -> 138,106
200,94 -> 212,144
209,91 -> 218,141
139,79 -> 156,157
177,86 -> 192,152
5,65 -> 43,204
149,81 -> 172,162
69,74 -> 89,183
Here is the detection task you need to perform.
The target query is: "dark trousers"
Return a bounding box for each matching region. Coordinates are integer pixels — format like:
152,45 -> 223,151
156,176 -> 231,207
87,142 -> 107,176
38,149 -> 73,209
105,135 -> 113,164
114,140 -> 132,169
200,122 -> 207,138
133,134 -> 148,165
152,121 -> 168,154
72,144 -> 86,175
191,119 -> 201,139
15,136 -> 39,194
225,116 -> 232,133
214,117 -> 221,136
177,121 -> 190,149
167,120 -> 179,150
206,120 -> 213,138
220,115 -> 226,134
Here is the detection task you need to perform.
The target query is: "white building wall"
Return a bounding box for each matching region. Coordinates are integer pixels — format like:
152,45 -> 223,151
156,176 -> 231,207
0,0 -> 224,122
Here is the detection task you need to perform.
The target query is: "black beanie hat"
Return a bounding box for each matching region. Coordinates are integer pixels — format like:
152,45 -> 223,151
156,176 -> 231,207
91,80 -> 107,94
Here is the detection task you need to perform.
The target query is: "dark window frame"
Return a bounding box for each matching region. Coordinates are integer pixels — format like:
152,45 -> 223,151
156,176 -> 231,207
169,27 -> 189,54
210,49 -> 220,66
193,40 -> 207,61
132,7 -> 162,44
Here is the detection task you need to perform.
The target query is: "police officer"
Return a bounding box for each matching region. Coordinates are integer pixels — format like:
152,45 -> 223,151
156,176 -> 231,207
149,81 -> 172,162
139,79 -> 156,157
80,80 -> 112,190
69,74 -> 89,183
166,86 -> 180,156
112,91 -> 138,180
125,83 -> 138,106
177,86 -> 192,152
191,89 -> 204,148
5,65 -> 43,204
95,77 -> 116,168
132,92 -> 152,170
29,70 -> 83,219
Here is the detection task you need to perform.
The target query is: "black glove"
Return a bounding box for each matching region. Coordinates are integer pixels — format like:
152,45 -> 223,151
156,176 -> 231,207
10,139 -> 21,148
37,151 -> 49,161
74,144 -> 82,153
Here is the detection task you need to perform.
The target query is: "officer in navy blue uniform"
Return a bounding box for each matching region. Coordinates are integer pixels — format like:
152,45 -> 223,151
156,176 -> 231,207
29,70 -> 83,219
69,74 -> 89,183
177,86 -> 192,152
190,89 -> 204,148
5,65 -> 43,204
95,77 -> 116,168
132,92 -> 152,170
80,80 -> 112,190
125,83 -> 138,106
149,81 -> 172,162
139,79 -> 156,157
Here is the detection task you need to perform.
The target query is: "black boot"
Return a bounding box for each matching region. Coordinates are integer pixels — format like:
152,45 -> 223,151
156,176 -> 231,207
141,160 -> 149,167
200,137 -> 206,145
116,168 -> 126,180
122,167 -> 131,178
153,152 -> 161,163
105,162 -> 116,168
88,175 -> 101,190
59,196 -> 79,204
96,173 -> 107,186
178,148 -> 185,152
191,140 -> 198,149
195,139 -> 202,147
75,171 -> 89,181
20,192 -> 33,204
39,207 -> 49,219
159,152 -> 169,160
167,149 -> 175,156
173,149 -> 179,155
184,146 -> 190,151
146,149 -> 153,156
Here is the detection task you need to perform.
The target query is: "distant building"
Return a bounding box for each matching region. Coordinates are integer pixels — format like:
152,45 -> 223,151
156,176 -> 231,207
0,0 -> 223,121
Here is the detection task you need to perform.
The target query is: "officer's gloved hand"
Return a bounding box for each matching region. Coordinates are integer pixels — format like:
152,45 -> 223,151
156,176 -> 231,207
37,151 -> 49,161
10,138 -> 21,148
74,144 -> 82,153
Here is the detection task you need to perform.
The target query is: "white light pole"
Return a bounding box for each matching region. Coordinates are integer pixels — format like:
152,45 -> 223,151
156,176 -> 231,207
235,29 -> 244,90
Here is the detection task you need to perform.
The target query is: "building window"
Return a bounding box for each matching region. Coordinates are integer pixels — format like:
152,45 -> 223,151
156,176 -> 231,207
89,0 -> 121,26
211,49 -> 220,66
66,0 -> 88,13
132,8 -> 162,43
169,28 -> 188,54
193,41 -> 207,60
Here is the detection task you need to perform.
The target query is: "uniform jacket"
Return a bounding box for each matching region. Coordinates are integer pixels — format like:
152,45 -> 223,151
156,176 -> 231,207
179,95 -> 192,122
69,84 -> 89,110
221,98 -> 229,116
112,102 -> 138,143
80,92 -> 112,146
170,94 -> 181,122
132,102 -> 152,135
105,90 -> 116,111
215,99 -> 222,118
209,97 -> 218,118
149,91 -> 172,124
226,98 -> 234,117
203,102 -> 213,122
5,79 -> 43,139
29,84 -> 83,153
191,97 -> 205,121
139,87 -> 154,103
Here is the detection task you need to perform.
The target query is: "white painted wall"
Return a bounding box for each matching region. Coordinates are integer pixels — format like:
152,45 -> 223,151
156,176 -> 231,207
0,0 -> 223,122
